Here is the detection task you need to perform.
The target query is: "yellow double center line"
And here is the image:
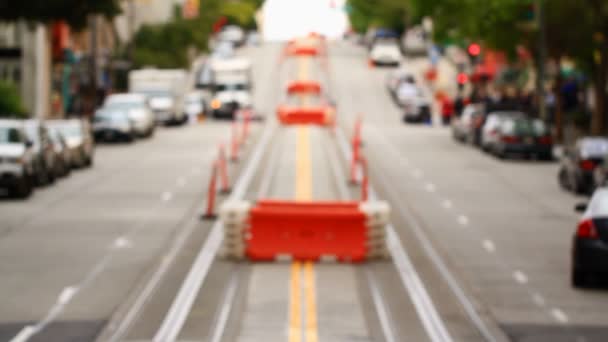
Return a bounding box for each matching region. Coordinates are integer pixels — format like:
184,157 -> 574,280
289,52 -> 319,342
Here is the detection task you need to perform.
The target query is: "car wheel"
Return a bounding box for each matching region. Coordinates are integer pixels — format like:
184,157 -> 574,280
47,167 -> 56,184
558,168 -> 569,190
11,177 -> 32,199
572,268 -> 590,288
541,153 -> 553,161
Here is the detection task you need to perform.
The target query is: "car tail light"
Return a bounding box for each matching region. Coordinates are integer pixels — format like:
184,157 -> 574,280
501,136 -> 519,143
538,136 -> 552,145
576,219 -> 599,239
580,160 -> 596,171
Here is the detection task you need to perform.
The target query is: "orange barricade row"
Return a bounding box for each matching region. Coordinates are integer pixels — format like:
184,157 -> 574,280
286,80 -> 322,95
277,105 -> 335,126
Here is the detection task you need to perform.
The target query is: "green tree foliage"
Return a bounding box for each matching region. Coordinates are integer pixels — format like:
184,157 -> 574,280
132,0 -> 262,68
348,0 -> 408,33
0,0 -> 121,30
0,81 -> 26,117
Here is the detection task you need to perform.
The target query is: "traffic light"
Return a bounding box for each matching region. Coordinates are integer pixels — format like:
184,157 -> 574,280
467,43 -> 481,64
468,43 -> 481,57
457,72 -> 468,91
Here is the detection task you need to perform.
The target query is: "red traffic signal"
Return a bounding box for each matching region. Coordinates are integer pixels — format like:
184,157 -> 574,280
468,43 -> 481,57
457,73 -> 469,85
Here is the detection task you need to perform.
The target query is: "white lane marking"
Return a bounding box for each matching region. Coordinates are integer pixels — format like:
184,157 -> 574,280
532,293 -> 546,307
442,199 -> 453,210
162,191 -> 173,202
113,237 -> 132,249
457,215 -> 469,226
482,240 -> 496,253
550,308 -> 569,324
57,286 -> 79,305
106,216 -> 202,342
9,326 -> 37,342
208,273 -> 239,342
386,226 -> 454,342
513,271 -> 528,285
425,182 -> 436,193
359,126 -> 499,342
177,177 -> 187,188
154,124 -> 275,342
366,270 -> 397,342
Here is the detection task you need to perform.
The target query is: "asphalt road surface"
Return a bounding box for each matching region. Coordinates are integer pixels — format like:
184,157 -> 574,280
1,41 -> 607,342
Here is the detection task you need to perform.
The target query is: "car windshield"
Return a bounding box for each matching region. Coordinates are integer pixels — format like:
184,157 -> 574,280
97,111 -> 129,124
215,83 -> 248,91
105,102 -> 141,110
580,139 -> 608,157
501,119 -> 547,136
590,190 -> 608,217
0,127 -> 22,143
55,124 -> 82,138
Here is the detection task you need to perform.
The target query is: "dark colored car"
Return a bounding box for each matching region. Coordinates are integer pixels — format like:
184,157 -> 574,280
489,116 -> 553,160
572,189 -> 608,287
559,137 -> 608,195
24,120 -> 59,185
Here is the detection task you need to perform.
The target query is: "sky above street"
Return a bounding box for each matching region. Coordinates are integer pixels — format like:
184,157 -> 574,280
261,0 -> 348,40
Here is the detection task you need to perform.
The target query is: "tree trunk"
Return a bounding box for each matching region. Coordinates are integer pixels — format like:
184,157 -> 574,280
592,42 -> 608,135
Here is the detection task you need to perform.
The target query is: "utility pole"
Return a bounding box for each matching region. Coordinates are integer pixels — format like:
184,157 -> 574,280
536,0 -> 547,120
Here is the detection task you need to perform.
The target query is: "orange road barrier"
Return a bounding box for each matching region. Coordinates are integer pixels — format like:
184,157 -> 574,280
285,45 -> 320,57
286,80 -> 322,95
350,133 -> 362,184
277,105 -> 335,126
247,201 -> 368,262
231,121 -> 240,162
218,144 -> 231,194
202,161 -> 219,220
359,156 -> 369,202
220,200 -> 391,261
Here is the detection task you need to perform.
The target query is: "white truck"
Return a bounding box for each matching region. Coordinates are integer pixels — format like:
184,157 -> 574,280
208,58 -> 253,119
128,69 -> 188,125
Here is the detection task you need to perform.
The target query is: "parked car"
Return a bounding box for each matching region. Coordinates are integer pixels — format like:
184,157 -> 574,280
488,116 -> 553,160
103,93 -> 155,138
452,104 -> 484,143
397,82 -> 431,123
402,26 -> 429,56
0,120 -> 35,198
480,111 -> 525,152
24,120 -> 59,185
47,119 -> 94,168
572,188 -> 608,287
386,69 -> 415,101
46,126 -> 71,177
559,137 -> 608,194
369,40 -> 401,67
93,108 -> 136,143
